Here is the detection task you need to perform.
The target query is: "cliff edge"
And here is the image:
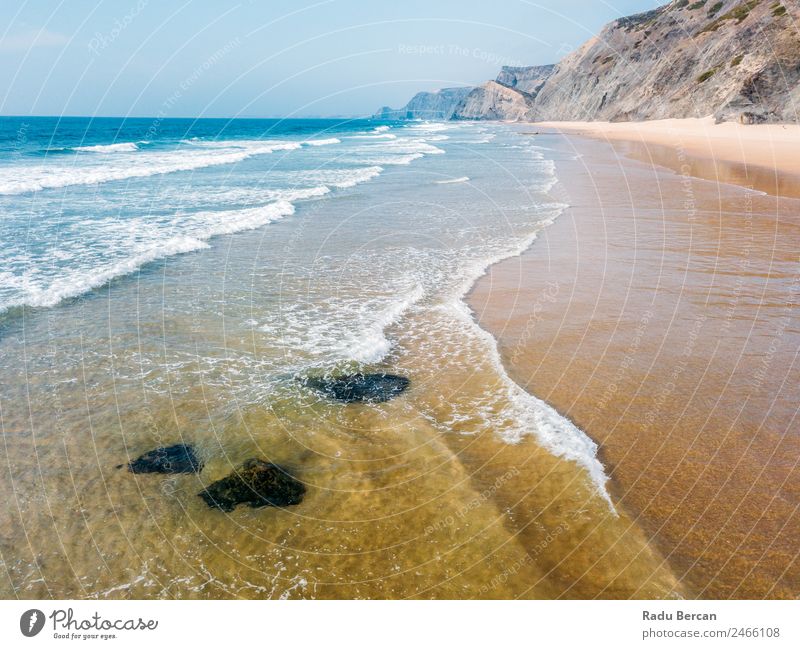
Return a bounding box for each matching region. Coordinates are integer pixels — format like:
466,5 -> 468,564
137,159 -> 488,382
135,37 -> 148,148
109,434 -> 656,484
375,0 -> 799,123
532,0 -> 800,123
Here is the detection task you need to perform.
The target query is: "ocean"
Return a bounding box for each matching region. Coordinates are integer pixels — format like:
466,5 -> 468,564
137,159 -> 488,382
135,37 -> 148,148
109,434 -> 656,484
0,117 -> 676,598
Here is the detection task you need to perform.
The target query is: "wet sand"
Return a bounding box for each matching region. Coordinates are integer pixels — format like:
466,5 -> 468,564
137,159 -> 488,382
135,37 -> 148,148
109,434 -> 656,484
469,130 -> 800,598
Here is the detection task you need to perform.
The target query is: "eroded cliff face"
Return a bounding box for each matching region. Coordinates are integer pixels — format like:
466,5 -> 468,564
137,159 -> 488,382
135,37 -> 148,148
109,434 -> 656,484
376,67 -> 552,122
531,0 -> 800,123
451,81 -> 533,120
495,64 -> 555,95
374,1 -> 799,123
373,87 -> 473,120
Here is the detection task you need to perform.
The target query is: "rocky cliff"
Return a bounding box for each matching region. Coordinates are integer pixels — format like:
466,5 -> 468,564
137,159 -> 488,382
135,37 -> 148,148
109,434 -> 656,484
451,81 -> 533,120
373,87 -> 473,120
531,0 -> 800,123
376,67 -> 552,122
495,64 -> 555,95
375,0 -> 799,123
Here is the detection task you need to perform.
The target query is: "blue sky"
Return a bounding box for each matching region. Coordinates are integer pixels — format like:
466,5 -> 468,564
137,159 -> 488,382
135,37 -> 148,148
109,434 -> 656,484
0,0 -> 661,117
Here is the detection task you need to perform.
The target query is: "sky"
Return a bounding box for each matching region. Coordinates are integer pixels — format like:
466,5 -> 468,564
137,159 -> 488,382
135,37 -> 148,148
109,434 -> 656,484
0,0 -> 663,118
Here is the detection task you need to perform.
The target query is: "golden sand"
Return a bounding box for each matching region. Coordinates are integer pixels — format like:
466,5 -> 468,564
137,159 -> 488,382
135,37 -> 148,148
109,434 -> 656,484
469,127 -> 800,598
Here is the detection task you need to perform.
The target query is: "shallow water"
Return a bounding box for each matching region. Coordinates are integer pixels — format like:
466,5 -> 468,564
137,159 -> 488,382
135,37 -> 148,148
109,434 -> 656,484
0,118 -> 676,598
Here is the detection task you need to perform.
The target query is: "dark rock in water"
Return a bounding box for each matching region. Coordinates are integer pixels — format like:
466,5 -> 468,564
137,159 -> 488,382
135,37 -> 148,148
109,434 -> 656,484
198,459 -> 305,512
303,373 -> 410,403
125,444 -> 203,474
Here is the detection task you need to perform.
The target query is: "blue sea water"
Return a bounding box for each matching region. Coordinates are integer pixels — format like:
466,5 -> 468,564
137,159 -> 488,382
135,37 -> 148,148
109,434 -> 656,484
0,116 -> 625,598
0,114 -> 611,488
0,117 -> 431,312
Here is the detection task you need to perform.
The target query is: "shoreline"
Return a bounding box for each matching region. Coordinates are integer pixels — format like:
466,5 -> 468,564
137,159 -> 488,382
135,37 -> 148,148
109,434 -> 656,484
1,119 -> 683,599
468,123 -> 800,597
533,117 -> 800,198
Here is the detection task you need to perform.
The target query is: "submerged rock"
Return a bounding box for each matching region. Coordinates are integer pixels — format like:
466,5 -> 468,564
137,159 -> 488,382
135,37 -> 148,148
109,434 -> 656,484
198,459 -> 305,512
303,373 -> 410,403
124,444 -> 203,474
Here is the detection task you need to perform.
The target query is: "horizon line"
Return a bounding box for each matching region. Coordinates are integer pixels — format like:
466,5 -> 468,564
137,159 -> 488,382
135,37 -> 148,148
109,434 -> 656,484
0,113 -> 377,120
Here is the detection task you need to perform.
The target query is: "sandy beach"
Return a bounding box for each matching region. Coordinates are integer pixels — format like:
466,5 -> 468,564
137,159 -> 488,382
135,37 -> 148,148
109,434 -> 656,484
536,118 -> 800,197
469,120 -> 800,598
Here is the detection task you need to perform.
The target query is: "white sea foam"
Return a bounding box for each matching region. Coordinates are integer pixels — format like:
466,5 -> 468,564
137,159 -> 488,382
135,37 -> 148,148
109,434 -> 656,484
404,122 -> 454,133
372,126 -> 391,133
0,148 -> 391,312
14,234 -> 210,309
326,166 -> 384,188
416,148 -> 613,507
348,137 -> 445,166
73,142 -> 140,153
366,153 -> 424,166
3,201 -> 295,310
188,199 -> 295,238
262,284 -> 425,365
387,139 -> 445,155
534,159 -> 559,193
183,138 -> 282,147
336,284 -> 425,363
0,140 -> 303,195
324,130 -> 448,172
303,137 -> 340,146
347,133 -> 397,140
181,138 -> 303,154
425,204 -> 615,509
284,127 -> 610,506
268,185 -> 331,201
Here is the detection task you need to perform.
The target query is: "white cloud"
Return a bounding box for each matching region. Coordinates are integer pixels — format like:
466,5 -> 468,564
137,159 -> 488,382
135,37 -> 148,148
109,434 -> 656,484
0,28 -> 69,51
